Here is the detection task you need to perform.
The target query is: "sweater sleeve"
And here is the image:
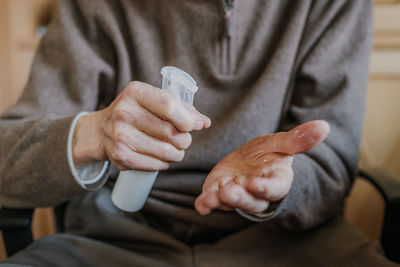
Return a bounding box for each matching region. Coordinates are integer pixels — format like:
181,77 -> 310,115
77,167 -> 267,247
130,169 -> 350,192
0,0 -> 117,208
269,0 -> 373,231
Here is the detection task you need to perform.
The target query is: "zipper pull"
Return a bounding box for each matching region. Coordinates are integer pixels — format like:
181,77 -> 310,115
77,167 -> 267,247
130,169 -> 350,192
224,0 -> 234,38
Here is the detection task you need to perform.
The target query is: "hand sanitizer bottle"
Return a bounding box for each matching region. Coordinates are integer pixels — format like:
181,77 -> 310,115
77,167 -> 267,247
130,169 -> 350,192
111,66 -> 199,212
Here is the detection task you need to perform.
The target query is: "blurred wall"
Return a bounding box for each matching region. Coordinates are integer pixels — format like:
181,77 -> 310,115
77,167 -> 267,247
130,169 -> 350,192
0,0 -> 54,111
360,1 -> 400,177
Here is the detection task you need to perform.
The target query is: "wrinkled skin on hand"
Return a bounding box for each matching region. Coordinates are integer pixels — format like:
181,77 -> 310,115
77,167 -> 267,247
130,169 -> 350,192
194,120 -> 330,215
72,81 -> 211,170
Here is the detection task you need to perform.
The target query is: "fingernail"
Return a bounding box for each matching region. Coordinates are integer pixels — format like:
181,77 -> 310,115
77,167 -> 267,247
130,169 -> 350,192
205,118 -> 212,128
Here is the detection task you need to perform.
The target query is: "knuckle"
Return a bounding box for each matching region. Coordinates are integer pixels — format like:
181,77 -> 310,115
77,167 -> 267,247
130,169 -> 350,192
114,130 -> 128,143
159,142 -> 176,159
219,186 -> 232,201
161,96 -> 176,118
110,145 -> 127,164
112,109 -> 130,122
127,81 -> 140,92
162,127 -> 192,150
111,123 -> 128,142
160,123 -> 174,139
125,81 -> 142,99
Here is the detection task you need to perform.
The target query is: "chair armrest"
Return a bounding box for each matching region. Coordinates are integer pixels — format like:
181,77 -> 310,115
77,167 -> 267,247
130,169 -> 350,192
0,208 -> 33,230
358,169 -> 400,204
0,202 -> 67,257
358,168 -> 400,263
0,207 -> 34,257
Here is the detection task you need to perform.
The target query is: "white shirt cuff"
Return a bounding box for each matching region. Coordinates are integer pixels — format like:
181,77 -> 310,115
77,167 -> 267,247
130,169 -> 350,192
67,112 -> 109,190
236,208 -> 275,222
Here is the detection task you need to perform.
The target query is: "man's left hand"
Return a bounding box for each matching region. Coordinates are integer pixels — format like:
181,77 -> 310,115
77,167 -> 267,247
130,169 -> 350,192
194,120 -> 330,215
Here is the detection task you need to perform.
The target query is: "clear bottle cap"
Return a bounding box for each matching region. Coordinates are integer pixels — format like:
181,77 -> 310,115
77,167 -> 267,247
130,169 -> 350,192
161,66 -> 198,107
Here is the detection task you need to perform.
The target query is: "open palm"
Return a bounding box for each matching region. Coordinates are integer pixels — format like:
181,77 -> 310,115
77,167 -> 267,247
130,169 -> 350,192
194,120 -> 330,215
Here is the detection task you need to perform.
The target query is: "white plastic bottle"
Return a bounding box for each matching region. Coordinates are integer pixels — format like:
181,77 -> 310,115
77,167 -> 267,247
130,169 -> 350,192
111,66 -> 199,212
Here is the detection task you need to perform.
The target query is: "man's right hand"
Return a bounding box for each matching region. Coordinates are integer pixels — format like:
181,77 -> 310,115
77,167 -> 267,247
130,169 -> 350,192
72,81 -> 211,170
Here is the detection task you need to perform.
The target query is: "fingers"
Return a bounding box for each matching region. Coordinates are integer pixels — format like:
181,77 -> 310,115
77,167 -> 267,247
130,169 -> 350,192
195,190 -> 220,215
112,105 -> 192,150
195,155 -> 294,215
195,183 -> 270,215
126,81 -> 210,132
219,184 -> 270,214
104,120 -> 185,163
136,107 -> 193,150
104,138 -> 170,171
246,158 -> 294,201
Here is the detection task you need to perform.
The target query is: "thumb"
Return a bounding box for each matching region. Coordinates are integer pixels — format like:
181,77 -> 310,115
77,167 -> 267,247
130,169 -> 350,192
270,120 -> 330,155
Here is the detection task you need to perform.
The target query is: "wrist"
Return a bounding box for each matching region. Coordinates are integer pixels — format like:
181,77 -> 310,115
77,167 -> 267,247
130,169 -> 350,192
72,110 -> 107,168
